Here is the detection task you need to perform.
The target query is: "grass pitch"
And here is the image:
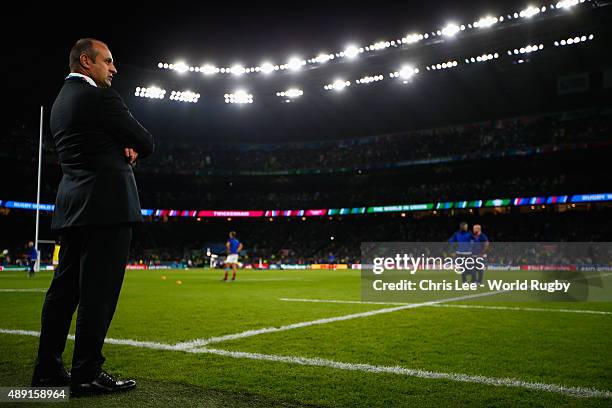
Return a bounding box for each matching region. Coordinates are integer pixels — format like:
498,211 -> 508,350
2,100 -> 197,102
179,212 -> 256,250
0,268 -> 611,407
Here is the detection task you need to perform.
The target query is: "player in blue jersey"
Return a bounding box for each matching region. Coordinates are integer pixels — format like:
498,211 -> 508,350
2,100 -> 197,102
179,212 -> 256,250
26,241 -> 38,278
471,224 -> 490,284
449,222 -> 476,283
223,231 -> 243,281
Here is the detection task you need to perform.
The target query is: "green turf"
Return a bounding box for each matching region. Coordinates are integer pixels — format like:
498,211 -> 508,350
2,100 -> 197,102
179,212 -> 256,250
0,268 -> 610,407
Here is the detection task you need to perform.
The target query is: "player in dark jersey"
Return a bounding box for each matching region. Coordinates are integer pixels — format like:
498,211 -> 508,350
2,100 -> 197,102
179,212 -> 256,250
471,224 -> 490,284
223,231 -> 243,282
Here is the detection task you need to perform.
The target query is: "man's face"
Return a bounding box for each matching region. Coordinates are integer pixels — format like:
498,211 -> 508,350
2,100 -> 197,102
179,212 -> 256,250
460,224 -> 468,232
85,42 -> 117,87
473,225 -> 481,235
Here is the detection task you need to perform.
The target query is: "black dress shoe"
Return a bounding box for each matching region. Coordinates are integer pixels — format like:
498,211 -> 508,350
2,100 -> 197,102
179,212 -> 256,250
31,367 -> 71,387
70,370 -> 136,396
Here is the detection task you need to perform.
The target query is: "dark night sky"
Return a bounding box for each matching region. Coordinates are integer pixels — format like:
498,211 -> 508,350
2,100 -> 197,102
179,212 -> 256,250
4,1 -> 608,142
6,1 -> 519,103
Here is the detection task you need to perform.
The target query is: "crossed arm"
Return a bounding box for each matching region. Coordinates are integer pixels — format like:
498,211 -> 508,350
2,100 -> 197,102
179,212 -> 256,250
99,88 -> 154,164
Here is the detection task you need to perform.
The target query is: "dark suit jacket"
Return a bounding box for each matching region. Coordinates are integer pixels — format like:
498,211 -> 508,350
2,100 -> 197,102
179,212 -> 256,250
50,76 -> 154,230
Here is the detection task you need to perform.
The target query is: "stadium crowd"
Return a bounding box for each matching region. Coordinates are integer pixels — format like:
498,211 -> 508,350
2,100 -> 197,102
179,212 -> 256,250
134,109 -> 611,175
138,173 -> 588,210
3,108 -> 611,176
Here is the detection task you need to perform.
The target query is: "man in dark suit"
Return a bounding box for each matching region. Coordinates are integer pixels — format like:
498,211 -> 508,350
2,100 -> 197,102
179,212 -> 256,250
31,38 -> 154,396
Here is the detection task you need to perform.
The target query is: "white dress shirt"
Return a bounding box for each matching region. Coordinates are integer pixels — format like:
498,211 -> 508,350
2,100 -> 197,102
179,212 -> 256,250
66,73 -> 97,87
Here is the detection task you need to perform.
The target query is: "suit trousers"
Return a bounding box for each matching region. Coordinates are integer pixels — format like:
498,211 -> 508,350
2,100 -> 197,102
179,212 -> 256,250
34,224 -> 132,383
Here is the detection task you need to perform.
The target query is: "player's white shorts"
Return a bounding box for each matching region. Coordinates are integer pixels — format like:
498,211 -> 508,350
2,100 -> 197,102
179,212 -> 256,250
226,254 -> 239,264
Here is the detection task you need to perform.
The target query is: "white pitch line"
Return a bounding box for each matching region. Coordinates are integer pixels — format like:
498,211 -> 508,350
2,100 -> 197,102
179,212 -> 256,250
189,347 -> 612,399
0,329 -> 180,351
433,303 -> 612,315
0,288 -> 46,293
279,298 -> 612,316
280,297 -> 410,306
1,328 -> 609,399
224,271 -> 612,350
173,289 -> 510,350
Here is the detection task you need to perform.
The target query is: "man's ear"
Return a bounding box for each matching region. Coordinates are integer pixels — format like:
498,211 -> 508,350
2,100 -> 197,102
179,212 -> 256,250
79,53 -> 91,70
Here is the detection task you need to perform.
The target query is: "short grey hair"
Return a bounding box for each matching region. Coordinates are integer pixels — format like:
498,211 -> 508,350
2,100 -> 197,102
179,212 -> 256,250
69,38 -> 105,70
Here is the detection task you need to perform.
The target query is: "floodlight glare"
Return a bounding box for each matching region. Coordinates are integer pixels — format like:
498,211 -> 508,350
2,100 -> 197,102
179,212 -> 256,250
231,65 -> 246,76
135,86 -> 166,99
520,6 -> 540,18
260,62 -> 275,74
173,61 -> 189,74
403,33 -> 423,44
315,53 -> 332,64
225,90 -> 254,104
202,64 -> 217,75
477,16 -> 498,28
331,79 -> 349,91
442,23 -> 460,37
556,0 -> 578,9
287,57 -> 305,71
399,65 -> 417,79
344,45 -> 360,58
285,88 -> 303,98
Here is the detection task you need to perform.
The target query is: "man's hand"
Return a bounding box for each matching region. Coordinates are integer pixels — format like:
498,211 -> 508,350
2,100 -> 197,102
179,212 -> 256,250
124,148 -> 138,166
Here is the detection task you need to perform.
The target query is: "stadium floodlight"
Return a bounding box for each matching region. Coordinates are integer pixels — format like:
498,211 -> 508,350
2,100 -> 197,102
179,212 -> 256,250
134,86 -> 166,99
153,1 -> 592,80
153,1 -> 592,78
356,74 -> 384,84
285,88 -> 303,98
333,80 -> 350,90
369,41 -> 391,51
466,52 -> 499,63
475,16 -> 498,28
316,53 -> 333,63
230,65 -> 246,76
225,90 -> 253,104
402,33 -> 423,44
441,23 -> 460,37
556,0 -> 578,9
555,33 -> 594,46
173,61 -> 190,74
344,45 -> 360,58
315,53 -> 332,64
260,62 -> 275,74
519,6 -> 540,18
201,64 -> 218,75
287,57 -> 305,71
428,60 -> 458,70
276,88 -> 304,98
323,79 -> 350,91
169,90 -> 200,103
399,65 -> 418,79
